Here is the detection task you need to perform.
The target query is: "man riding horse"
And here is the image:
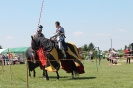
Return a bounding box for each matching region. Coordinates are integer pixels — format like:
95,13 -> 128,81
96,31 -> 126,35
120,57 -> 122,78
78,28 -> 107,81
50,21 -> 66,59
29,22 -> 85,80
35,25 -> 45,37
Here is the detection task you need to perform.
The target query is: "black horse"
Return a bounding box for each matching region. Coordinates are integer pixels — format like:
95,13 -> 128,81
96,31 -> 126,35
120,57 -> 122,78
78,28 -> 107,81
31,36 -> 85,80
26,47 -> 60,80
25,47 -> 39,78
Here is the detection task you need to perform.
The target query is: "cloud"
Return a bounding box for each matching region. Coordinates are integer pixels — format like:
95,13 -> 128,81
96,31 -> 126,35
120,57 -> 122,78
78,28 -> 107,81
5,36 -> 13,39
73,31 -> 85,37
118,29 -> 127,33
92,33 -> 110,37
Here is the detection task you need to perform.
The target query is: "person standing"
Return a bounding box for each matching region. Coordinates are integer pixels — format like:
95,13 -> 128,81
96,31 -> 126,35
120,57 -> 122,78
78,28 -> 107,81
18,56 -> 20,62
2,55 -> 6,65
124,47 -> 131,64
100,50 -> 103,59
89,50 -> 94,61
9,53 -> 13,65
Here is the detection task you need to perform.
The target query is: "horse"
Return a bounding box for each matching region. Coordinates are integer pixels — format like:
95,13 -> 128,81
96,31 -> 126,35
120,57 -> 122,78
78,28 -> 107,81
25,47 -> 39,78
31,36 -> 85,80
26,47 -> 60,80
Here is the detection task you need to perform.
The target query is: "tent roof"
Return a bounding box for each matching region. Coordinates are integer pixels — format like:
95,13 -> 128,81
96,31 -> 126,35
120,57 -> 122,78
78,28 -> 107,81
0,49 -> 6,54
1,47 -> 29,54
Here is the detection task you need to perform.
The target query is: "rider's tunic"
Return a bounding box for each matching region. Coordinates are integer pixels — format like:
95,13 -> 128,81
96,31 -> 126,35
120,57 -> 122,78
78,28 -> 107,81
51,27 -> 65,50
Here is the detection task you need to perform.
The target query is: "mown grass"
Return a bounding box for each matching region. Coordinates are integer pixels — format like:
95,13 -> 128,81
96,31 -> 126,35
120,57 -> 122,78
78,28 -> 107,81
0,59 -> 133,88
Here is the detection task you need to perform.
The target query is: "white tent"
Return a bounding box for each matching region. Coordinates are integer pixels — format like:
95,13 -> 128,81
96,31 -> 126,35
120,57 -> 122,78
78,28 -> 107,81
0,49 -> 6,54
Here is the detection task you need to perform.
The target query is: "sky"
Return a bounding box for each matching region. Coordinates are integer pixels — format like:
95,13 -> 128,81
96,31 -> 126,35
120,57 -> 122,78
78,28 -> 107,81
0,0 -> 133,50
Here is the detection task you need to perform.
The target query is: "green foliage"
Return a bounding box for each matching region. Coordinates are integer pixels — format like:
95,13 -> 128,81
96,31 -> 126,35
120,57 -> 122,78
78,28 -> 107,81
88,42 -> 95,51
129,44 -> 132,50
82,44 -> 88,51
0,45 -> 2,49
124,45 -> 127,50
82,43 -> 95,52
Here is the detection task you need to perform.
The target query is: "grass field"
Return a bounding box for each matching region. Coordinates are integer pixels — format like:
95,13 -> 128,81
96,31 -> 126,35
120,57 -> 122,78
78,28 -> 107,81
0,59 -> 133,88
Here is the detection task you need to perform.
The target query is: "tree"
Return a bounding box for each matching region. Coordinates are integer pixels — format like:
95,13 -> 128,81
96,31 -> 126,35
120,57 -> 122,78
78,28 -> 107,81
82,44 -> 88,51
0,45 -> 2,49
129,44 -> 132,50
88,43 -> 94,51
124,45 -> 127,50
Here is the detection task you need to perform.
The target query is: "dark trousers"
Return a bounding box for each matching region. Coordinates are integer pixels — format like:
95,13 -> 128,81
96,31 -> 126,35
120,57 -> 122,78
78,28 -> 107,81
90,56 -> 93,60
126,58 -> 130,64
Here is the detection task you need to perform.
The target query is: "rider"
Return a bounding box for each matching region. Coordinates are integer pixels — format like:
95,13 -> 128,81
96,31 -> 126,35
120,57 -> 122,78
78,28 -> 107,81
50,21 -> 66,59
35,25 -> 45,37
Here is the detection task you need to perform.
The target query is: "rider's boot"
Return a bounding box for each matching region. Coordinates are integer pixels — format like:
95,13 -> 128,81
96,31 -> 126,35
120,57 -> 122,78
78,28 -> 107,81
61,50 -> 66,59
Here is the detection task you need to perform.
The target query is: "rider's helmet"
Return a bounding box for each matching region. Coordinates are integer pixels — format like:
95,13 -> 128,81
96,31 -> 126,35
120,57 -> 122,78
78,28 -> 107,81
38,25 -> 43,31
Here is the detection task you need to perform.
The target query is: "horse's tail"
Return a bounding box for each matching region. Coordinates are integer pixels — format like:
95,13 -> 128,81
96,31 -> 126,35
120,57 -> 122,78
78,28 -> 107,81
66,42 -> 85,74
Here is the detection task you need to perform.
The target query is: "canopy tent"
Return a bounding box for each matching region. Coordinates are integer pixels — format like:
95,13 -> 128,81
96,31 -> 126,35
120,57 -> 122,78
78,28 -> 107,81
0,49 -> 6,54
1,47 -> 29,54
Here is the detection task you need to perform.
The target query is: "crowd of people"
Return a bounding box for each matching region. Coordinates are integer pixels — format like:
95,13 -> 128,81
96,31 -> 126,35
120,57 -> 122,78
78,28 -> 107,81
105,47 -> 132,65
0,53 -> 20,65
87,47 -> 132,65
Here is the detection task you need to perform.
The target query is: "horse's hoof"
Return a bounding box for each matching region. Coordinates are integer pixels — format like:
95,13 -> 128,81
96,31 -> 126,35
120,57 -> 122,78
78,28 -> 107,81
56,79 -> 59,81
46,79 -> 49,81
44,77 -> 49,81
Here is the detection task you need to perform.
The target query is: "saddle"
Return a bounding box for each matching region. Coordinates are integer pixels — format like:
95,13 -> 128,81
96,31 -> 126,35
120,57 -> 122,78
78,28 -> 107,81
51,39 -> 68,51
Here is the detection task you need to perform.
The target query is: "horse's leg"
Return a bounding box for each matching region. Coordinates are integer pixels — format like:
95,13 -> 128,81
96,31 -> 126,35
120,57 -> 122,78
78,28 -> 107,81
33,69 -> 36,78
56,71 -> 60,80
45,70 -> 49,80
42,67 -> 46,78
71,71 -> 74,79
43,69 -> 46,78
29,70 -> 31,78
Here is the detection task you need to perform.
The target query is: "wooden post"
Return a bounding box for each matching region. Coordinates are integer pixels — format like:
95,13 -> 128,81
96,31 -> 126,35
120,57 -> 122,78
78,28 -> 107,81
26,60 -> 29,88
2,59 -> 4,78
8,48 -> 12,85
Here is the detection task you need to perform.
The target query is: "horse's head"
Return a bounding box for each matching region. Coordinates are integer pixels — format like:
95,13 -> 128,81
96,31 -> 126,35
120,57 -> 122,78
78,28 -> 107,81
31,35 -> 40,51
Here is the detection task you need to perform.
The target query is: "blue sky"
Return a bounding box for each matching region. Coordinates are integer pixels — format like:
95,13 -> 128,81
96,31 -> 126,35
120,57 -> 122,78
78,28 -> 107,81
0,0 -> 133,50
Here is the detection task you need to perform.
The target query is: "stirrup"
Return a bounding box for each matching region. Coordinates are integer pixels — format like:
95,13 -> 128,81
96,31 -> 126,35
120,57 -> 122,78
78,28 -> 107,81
63,56 -> 66,59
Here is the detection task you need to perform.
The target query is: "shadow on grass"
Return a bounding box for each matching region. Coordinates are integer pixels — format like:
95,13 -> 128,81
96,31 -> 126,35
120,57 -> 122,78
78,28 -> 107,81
38,76 -> 68,78
37,76 -> 97,81
74,77 -> 96,80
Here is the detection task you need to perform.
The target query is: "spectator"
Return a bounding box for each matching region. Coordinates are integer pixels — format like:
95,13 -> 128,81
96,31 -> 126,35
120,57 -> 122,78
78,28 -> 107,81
9,53 -> 13,65
89,50 -> 94,61
97,49 -> 101,59
124,47 -> 130,64
2,54 -> 6,65
100,50 -> 103,59
18,56 -> 20,62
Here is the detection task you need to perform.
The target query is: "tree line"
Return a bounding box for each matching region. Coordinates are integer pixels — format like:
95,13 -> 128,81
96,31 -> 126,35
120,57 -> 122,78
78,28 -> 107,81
82,43 -> 95,51
0,45 -> 2,49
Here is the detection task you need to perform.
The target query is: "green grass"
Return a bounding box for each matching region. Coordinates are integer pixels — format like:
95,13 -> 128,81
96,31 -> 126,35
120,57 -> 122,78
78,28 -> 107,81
0,59 -> 133,88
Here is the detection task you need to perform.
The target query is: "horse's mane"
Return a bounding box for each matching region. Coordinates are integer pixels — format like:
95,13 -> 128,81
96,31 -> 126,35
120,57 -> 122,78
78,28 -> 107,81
32,37 -> 54,52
